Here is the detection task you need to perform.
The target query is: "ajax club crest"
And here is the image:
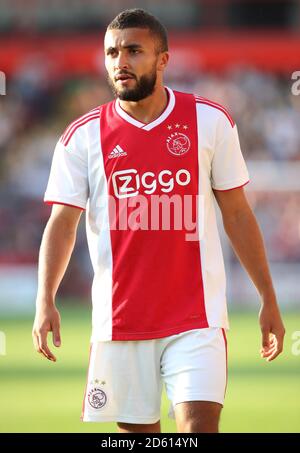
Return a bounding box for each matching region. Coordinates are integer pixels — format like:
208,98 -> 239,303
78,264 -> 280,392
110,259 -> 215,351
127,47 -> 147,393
88,387 -> 107,409
166,124 -> 191,156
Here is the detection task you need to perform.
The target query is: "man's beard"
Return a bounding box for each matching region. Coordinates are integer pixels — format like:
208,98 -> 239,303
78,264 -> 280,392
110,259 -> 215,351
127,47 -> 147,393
107,67 -> 157,102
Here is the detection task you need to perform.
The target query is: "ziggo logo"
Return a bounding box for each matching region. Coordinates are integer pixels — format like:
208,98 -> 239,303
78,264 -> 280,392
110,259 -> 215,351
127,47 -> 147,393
112,168 -> 191,199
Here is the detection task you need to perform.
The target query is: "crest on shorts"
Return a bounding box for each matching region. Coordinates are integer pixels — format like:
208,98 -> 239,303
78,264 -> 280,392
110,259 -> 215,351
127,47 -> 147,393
88,387 -> 107,409
166,124 -> 191,156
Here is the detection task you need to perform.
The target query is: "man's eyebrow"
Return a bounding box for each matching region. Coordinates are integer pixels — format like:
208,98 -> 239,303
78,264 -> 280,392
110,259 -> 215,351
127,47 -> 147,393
106,44 -> 143,53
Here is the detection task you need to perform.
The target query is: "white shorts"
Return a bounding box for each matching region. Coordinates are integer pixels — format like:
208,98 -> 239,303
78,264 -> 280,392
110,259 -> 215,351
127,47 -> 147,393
81,327 -> 228,424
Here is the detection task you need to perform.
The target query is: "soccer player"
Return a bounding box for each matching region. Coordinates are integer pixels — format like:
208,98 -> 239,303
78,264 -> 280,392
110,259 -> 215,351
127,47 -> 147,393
32,9 -> 285,433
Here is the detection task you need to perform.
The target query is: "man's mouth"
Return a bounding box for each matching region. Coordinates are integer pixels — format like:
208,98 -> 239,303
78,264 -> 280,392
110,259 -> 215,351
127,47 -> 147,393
115,74 -> 135,82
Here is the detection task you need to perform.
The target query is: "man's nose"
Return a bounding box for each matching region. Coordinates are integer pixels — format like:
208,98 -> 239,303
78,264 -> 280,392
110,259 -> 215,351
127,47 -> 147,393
114,51 -> 129,70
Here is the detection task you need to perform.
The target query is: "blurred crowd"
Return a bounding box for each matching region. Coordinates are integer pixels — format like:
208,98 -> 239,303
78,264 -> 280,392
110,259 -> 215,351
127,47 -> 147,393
0,58 -> 300,296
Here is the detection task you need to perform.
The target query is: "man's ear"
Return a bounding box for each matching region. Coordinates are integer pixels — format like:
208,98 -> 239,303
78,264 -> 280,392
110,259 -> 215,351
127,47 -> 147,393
157,52 -> 169,72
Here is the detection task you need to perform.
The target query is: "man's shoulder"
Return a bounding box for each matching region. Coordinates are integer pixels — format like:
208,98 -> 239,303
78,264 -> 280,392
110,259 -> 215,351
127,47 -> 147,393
193,94 -> 235,128
172,88 -> 235,127
60,106 -> 101,147
60,101 -> 112,147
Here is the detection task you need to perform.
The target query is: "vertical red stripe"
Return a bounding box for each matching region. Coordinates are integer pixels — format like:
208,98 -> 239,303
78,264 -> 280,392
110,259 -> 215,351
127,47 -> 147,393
221,328 -> 228,398
100,90 -> 208,340
80,343 -> 93,421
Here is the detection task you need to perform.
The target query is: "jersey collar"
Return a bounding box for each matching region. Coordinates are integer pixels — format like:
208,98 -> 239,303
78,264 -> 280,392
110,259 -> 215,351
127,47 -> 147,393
114,86 -> 175,131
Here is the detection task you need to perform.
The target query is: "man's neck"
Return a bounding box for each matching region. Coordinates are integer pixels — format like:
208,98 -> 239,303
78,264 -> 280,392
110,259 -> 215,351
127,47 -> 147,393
118,85 -> 168,125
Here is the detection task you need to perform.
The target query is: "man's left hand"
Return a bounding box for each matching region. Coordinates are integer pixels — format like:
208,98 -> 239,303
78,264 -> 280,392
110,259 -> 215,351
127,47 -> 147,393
259,302 -> 285,362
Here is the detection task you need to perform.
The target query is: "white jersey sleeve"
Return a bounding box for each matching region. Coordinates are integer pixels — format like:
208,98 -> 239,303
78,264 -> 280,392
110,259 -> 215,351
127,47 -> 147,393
211,112 -> 249,191
44,128 -> 89,210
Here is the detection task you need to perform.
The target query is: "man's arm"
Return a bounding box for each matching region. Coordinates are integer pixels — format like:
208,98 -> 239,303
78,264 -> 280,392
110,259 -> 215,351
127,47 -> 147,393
213,187 -> 285,362
32,204 -> 82,362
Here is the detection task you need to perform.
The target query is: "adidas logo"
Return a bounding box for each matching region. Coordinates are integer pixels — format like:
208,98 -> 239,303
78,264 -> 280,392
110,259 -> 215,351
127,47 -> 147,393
108,145 -> 127,159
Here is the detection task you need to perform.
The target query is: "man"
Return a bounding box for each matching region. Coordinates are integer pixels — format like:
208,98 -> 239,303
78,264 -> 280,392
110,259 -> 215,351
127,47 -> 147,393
32,8 -> 285,433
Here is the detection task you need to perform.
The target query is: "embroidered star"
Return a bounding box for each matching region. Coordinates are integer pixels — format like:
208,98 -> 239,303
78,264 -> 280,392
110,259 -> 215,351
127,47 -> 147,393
183,125 -> 188,130
95,379 -> 100,384
175,123 -> 180,128
167,125 -> 172,130
100,381 -> 106,385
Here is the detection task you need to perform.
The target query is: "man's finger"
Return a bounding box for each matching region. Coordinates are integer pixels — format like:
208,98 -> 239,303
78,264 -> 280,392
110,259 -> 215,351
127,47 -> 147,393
52,322 -> 61,348
39,339 -> 57,361
266,347 -> 282,362
269,336 -> 276,345
261,346 -> 276,357
265,336 -> 283,361
32,332 -> 43,354
261,329 -> 270,349
37,331 -> 56,361
270,335 -> 284,358
261,343 -> 276,352
260,336 -> 277,352
261,344 -> 276,354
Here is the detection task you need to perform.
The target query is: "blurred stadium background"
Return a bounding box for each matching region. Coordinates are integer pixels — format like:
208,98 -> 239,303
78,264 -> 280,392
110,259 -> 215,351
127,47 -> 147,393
0,0 -> 299,433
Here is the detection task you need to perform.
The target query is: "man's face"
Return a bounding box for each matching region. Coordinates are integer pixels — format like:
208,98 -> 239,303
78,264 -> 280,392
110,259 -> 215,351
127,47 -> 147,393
104,28 -> 163,101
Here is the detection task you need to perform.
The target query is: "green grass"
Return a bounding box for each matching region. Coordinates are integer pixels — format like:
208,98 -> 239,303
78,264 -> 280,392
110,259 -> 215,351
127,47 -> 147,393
0,306 -> 299,433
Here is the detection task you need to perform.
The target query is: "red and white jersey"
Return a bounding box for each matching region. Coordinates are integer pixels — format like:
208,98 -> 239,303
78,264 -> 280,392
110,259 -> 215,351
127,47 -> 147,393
44,86 -> 249,341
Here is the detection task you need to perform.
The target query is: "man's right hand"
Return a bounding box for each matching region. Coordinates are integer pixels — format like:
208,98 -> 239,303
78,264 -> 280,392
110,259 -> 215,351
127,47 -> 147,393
32,205 -> 81,362
32,303 -> 61,362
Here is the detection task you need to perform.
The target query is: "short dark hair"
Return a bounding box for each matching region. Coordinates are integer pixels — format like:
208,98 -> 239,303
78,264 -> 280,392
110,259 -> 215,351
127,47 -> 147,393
107,8 -> 168,54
